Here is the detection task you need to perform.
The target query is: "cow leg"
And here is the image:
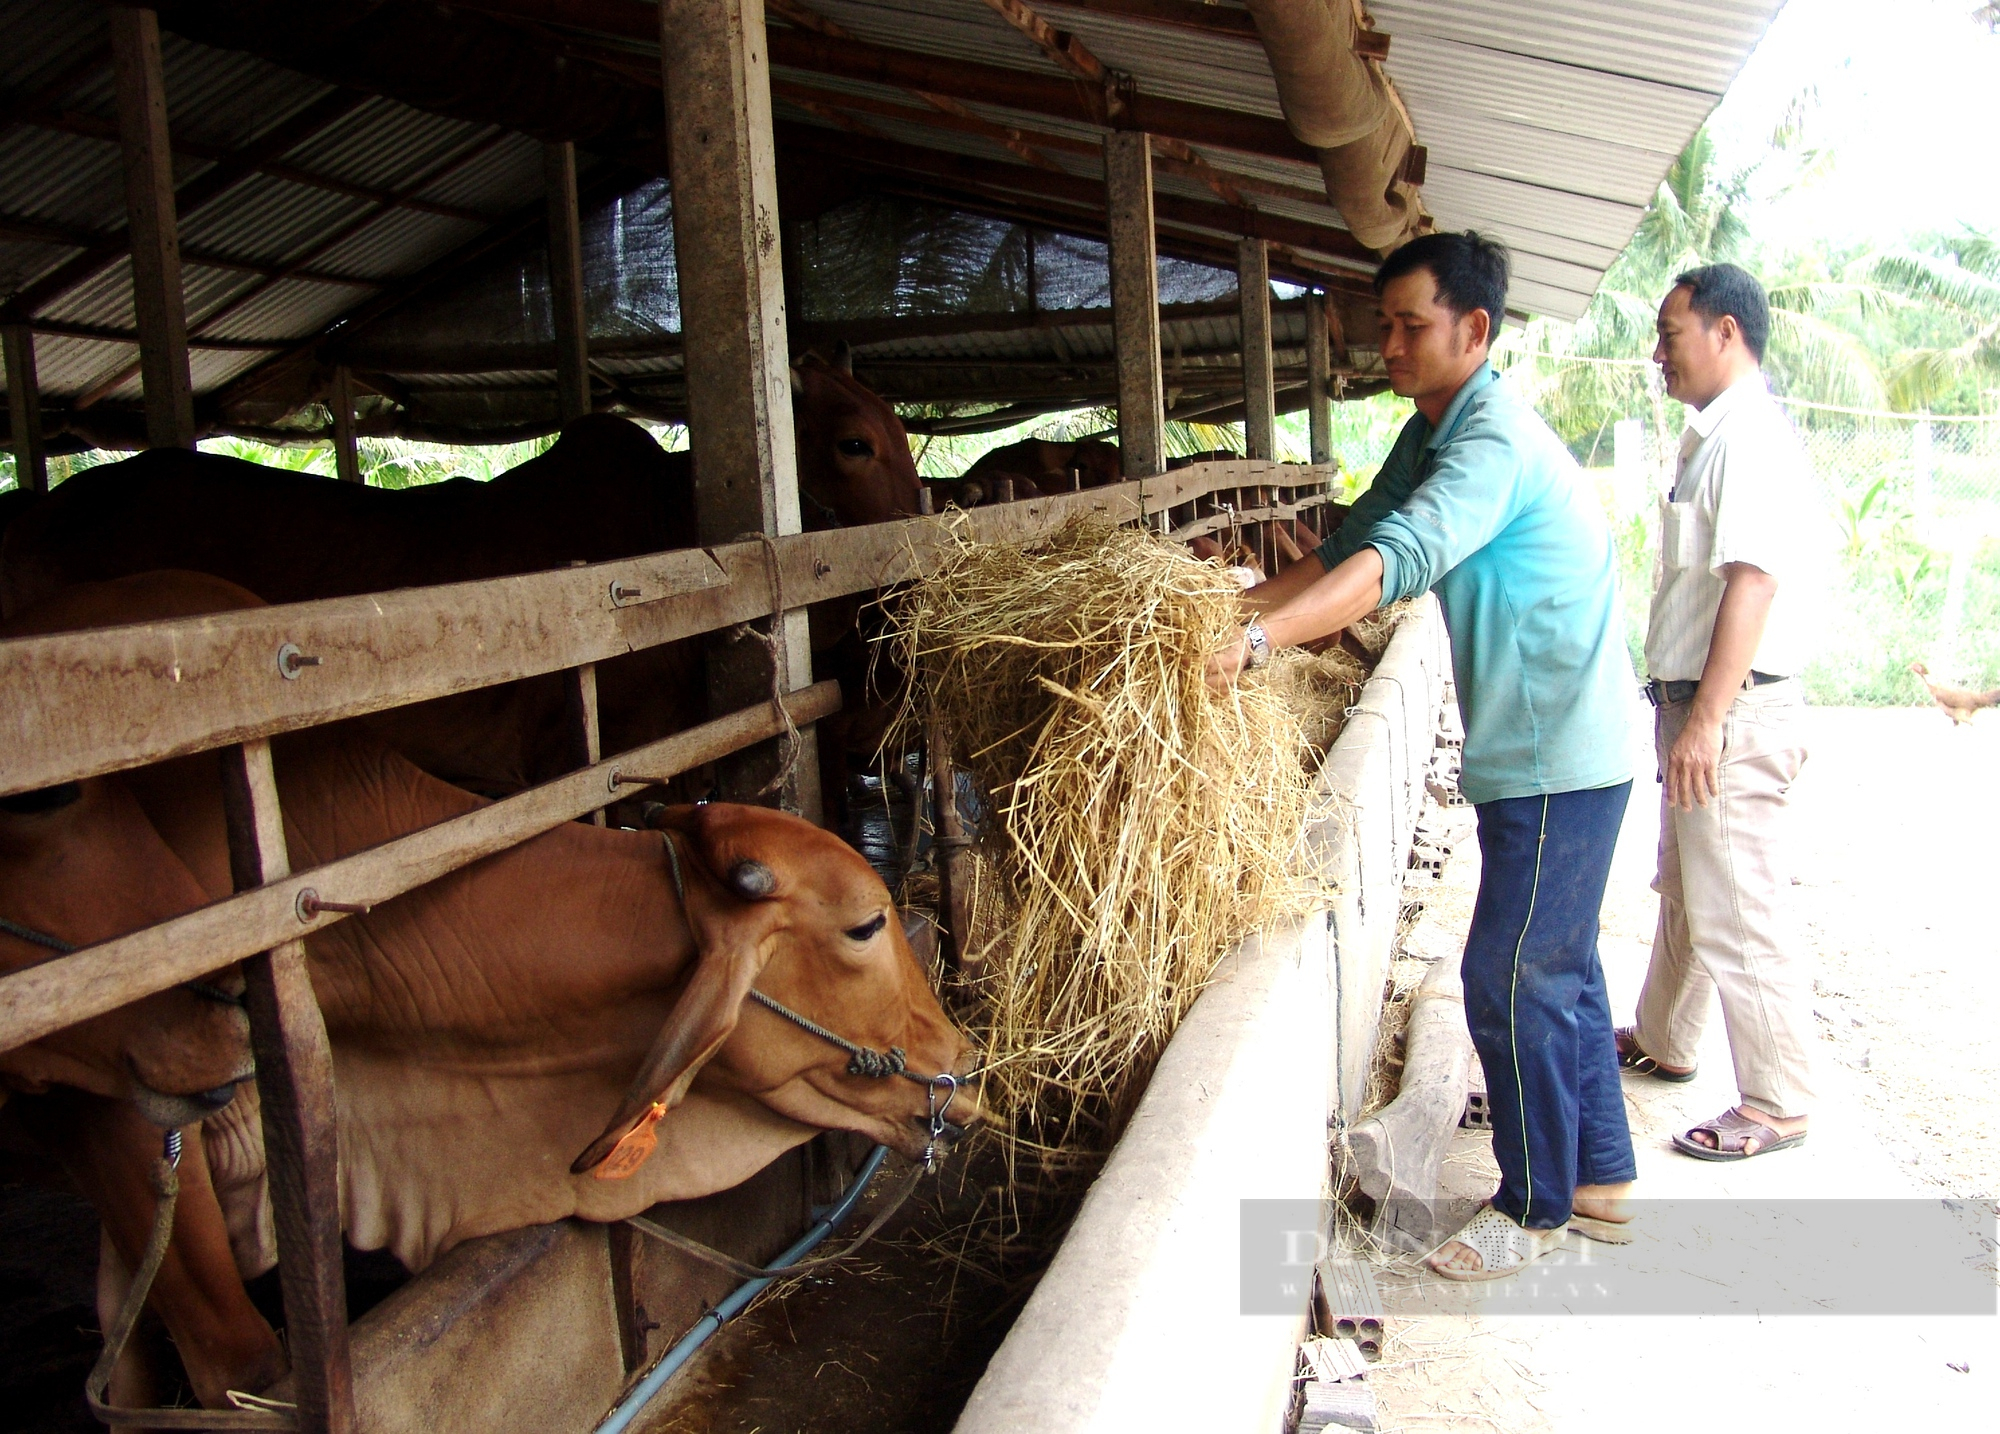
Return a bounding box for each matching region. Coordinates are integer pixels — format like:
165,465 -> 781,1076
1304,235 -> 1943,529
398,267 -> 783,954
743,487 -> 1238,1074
22,1091 -> 288,1408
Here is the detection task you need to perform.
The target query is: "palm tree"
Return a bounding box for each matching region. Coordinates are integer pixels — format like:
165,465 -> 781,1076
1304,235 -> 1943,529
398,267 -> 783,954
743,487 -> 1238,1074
1845,231 -> 2000,410
1499,112 -> 1889,455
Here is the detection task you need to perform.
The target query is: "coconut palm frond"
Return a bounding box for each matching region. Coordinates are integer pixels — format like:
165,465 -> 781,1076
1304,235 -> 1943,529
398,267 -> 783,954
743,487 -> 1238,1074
1847,248 -> 2000,320
1766,308 -> 1889,409
1767,279 -> 1918,323
1885,319 -> 2000,410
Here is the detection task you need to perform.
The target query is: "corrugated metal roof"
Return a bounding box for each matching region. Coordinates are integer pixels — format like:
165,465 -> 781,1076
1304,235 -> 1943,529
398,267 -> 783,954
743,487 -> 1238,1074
0,0 -> 1783,428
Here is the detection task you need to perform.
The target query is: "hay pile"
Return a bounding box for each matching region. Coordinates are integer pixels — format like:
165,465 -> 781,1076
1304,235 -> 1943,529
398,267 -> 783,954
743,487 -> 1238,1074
885,516 -> 1337,1164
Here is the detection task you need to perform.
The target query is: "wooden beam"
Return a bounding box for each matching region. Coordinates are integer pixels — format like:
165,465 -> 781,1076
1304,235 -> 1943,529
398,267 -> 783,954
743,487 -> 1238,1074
206,168 -> 628,418
110,5 -> 194,449
779,122 -> 1373,264
662,0 -> 819,819
1043,0 -> 1260,41
72,115 -> 509,412
220,739 -> 356,1434
330,364 -> 361,483
1305,289 -> 1332,465
3,324 -> 47,496
1238,237 -> 1275,460
0,87 -> 369,325
25,108 -> 496,226
0,209 -> 377,289
544,141 -> 592,423
0,684 -> 843,1056
978,0 -> 1109,83
764,26 -> 1315,167
1104,132 -> 1164,479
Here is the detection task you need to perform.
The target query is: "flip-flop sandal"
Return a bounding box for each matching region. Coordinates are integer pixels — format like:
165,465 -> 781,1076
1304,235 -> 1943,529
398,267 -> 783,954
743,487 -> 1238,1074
1672,1107 -> 1809,1162
1425,1203 -> 1570,1283
1615,1026 -> 1698,1083
1568,1213 -> 1636,1245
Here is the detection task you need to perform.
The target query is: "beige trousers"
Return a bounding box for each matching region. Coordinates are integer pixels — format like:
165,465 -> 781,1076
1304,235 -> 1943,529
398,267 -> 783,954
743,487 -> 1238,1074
1634,681 -> 1816,1118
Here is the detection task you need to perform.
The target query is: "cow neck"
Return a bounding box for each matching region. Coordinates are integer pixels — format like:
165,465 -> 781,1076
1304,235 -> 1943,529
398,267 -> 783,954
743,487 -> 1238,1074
275,735 -> 696,1042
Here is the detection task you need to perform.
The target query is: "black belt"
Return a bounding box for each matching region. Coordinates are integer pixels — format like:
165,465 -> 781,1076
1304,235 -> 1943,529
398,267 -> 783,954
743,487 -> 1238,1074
1644,671 -> 1788,706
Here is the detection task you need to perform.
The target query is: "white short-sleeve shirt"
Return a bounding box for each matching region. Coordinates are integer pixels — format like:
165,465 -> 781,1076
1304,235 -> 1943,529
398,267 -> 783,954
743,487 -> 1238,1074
1643,373 -> 1826,682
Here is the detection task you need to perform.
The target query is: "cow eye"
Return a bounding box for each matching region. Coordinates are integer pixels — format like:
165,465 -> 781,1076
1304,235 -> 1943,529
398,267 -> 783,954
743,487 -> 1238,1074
844,913 -> 887,942
836,438 -> 873,458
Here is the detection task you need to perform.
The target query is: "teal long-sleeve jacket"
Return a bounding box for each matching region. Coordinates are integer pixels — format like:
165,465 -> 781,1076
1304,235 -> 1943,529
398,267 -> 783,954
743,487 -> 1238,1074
1315,365 -> 1633,804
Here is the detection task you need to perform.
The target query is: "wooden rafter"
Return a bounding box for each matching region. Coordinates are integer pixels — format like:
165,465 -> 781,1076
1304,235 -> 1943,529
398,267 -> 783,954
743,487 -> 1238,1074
762,0 -> 1071,172
0,211 -> 374,289
0,89 -> 369,326
779,122 -> 1373,263
978,0 -> 1109,84
75,123 -> 513,411
26,108 -> 495,225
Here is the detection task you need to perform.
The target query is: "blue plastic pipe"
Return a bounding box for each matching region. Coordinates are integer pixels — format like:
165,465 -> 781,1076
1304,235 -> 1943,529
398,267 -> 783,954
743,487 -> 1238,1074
593,1144 -> 891,1434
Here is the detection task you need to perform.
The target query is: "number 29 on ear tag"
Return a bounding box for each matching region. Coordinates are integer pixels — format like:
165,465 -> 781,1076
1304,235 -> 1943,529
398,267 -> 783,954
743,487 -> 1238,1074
594,1101 -> 668,1181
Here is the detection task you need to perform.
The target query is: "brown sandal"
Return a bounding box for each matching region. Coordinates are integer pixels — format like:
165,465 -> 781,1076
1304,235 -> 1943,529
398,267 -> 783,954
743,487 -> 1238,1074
1615,1026 -> 1697,1083
1673,1107 -> 1808,1161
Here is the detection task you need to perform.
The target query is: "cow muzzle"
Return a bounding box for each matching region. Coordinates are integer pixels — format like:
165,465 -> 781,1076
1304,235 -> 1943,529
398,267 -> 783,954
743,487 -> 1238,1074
130,1075 -> 246,1130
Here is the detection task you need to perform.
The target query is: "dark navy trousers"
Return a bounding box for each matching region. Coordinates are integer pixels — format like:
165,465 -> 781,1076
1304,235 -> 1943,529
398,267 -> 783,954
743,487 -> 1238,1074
1463,781 -> 1637,1229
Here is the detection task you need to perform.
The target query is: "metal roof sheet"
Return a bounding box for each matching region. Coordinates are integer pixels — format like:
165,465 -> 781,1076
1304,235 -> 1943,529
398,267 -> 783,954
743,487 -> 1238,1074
0,0 -> 1783,423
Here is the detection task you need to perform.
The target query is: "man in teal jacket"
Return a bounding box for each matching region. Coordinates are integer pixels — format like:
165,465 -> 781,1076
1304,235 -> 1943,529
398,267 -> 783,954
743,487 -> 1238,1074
1211,232 -> 1637,1280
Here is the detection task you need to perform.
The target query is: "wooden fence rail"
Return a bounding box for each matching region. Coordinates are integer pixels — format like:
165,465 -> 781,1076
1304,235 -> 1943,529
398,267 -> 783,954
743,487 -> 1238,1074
0,681 -> 839,1055
0,461 -> 1331,798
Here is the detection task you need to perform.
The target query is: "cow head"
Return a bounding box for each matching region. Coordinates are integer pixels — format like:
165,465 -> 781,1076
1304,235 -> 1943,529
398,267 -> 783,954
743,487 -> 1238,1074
572,802 -> 978,1175
0,574 -> 264,1126
0,777 -> 254,1127
790,352 -> 925,528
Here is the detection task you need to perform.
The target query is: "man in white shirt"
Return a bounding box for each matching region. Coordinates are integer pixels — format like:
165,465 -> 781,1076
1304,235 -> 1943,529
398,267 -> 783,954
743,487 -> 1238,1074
1618,264 -> 1820,1161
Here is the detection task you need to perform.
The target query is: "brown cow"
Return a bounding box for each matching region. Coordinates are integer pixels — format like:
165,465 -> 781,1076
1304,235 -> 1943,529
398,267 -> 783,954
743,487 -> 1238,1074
929,436 -> 1123,509
1,368 -> 922,796
0,573 -> 977,1410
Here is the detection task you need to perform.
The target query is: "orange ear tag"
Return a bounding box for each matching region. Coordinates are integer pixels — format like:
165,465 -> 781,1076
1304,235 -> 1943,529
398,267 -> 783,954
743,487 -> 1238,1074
594,1100 -> 668,1181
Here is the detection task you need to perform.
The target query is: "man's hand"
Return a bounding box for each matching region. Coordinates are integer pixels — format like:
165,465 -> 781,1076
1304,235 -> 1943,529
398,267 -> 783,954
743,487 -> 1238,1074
1664,711 -> 1724,810
1206,631 -> 1250,690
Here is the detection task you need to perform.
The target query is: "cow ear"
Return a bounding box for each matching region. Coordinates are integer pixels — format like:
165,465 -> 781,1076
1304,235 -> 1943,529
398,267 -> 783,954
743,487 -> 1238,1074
569,888 -> 775,1179
832,340 -> 853,376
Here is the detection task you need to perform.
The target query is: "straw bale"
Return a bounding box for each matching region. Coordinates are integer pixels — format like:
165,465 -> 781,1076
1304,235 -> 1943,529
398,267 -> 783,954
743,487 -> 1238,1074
884,516 -> 1343,1164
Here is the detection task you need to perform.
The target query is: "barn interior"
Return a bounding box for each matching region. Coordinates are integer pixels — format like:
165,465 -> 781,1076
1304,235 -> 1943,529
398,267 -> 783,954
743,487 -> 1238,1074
0,5 -> 1784,1434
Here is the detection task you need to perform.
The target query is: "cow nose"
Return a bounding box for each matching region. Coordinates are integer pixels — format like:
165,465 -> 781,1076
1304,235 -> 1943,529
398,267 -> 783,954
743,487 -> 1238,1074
190,1081 -> 241,1113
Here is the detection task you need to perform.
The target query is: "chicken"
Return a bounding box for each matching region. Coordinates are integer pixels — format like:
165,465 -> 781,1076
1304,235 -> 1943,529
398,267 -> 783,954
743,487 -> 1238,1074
1910,662 -> 2000,725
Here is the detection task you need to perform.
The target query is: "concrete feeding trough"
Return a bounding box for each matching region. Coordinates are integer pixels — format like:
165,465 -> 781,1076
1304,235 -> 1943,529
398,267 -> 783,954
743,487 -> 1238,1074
951,601 -> 1450,1434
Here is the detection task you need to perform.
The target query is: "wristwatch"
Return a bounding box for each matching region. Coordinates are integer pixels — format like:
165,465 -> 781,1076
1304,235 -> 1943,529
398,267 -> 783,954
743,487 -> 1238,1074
1243,619 -> 1271,671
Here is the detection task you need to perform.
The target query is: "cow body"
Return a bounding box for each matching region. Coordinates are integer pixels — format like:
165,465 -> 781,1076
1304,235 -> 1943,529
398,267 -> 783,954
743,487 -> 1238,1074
2,371 -> 923,795
1,574 -> 974,1410
931,437 -> 1123,509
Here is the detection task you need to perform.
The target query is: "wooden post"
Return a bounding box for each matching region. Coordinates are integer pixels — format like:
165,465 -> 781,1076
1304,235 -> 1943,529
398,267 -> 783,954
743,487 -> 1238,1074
1238,237 -> 1274,461
661,0 -> 820,821
1104,132 -> 1165,479
927,725 -> 977,974
218,739 -> 355,1434
3,324 -> 47,495
110,6 -> 194,450
330,365 -> 361,484
1305,289 -> 1332,466
544,141 -> 591,424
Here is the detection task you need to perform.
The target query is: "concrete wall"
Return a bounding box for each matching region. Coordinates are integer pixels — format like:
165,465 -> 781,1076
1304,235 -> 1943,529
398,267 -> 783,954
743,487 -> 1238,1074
952,598 -> 1448,1434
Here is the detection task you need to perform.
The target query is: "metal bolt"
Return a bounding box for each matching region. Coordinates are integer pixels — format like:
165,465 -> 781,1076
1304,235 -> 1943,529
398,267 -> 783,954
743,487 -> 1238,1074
276,643 -> 322,680
295,888 -> 371,922
813,557 -> 831,578
609,581 -> 643,605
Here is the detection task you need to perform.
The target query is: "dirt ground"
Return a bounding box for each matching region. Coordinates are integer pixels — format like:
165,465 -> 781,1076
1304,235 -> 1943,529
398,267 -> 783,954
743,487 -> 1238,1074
1362,701 -> 2000,1434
